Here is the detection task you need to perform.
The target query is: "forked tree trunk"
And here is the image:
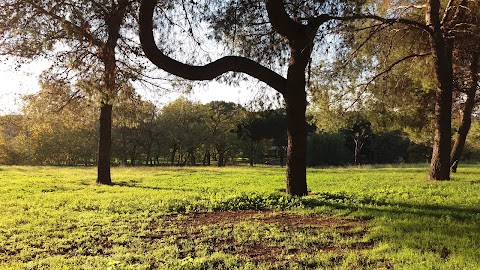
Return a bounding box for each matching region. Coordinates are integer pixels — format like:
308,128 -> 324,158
450,49 -> 479,172
139,0 -> 325,196
97,103 -> 112,184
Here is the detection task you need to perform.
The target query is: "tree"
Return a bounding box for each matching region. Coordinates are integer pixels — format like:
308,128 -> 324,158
318,0 -> 476,180
21,79 -> 97,165
112,91 -> 158,166
206,101 -> 246,167
0,115 -> 28,165
236,113 -> 270,167
450,47 -> 479,172
139,0 -> 365,196
449,1 -> 480,172
0,0 -> 154,184
370,130 -> 410,164
340,117 -> 373,165
158,98 -> 209,166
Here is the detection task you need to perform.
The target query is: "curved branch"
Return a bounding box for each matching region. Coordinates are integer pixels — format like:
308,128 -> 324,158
139,0 -> 287,95
265,0 -> 304,39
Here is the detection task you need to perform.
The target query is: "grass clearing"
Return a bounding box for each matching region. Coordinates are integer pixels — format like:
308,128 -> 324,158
0,165 -> 479,269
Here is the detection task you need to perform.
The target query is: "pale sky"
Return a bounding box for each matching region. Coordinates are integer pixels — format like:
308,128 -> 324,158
0,59 -> 51,114
0,59 -> 261,115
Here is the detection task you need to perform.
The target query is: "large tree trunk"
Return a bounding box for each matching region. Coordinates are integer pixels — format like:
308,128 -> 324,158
450,49 -> 479,172
96,4 -> 127,182
284,50 -> 309,196
97,103 -> 112,184
285,94 -> 307,196
428,52 -> 453,180
427,0 -> 454,181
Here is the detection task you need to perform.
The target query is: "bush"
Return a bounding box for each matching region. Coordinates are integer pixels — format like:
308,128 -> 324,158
307,132 -> 351,166
369,130 -> 410,164
405,141 -> 432,163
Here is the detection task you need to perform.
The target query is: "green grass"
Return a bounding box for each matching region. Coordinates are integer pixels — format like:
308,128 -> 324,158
0,165 -> 479,269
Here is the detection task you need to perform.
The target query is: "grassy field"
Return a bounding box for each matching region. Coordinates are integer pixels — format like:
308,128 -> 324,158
0,165 -> 479,269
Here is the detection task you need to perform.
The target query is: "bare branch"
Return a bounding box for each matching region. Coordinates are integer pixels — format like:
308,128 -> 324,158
441,0 -> 455,25
319,14 -> 431,34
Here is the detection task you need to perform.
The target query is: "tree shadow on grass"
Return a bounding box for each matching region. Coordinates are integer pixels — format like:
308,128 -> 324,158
112,181 -> 197,192
302,192 -> 480,221
300,192 -> 480,264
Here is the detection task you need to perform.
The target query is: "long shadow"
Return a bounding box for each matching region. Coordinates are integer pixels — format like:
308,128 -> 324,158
300,192 -> 480,263
301,192 -> 480,221
112,181 -> 197,192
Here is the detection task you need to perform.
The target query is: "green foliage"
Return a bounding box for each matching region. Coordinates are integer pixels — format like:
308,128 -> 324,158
307,132 -> 351,166
0,115 -> 28,165
369,130 -> 410,164
1,165 -> 479,269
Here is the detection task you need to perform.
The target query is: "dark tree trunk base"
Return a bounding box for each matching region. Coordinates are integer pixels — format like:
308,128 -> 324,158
97,103 -> 113,185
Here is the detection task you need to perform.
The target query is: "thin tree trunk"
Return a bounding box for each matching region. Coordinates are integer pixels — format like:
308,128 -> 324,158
203,150 -> 211,166
189,149 -> 196,166
97,103 -> 112,184
354,139 -> 359,165
450,49 -> 479,172
170,142 -> 177,166
131,146 -> 136,166
279,146 -> 285,167
121,134 -> 127,166
218,149 -> 225,167
249,141 -> 255,167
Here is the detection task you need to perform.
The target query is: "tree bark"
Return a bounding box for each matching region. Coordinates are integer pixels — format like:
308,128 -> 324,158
427,0 -> 454,181
285,82 -> 308,196
282,33 -> 311,196
450,49 -> 479,172
97,103 -> 112,184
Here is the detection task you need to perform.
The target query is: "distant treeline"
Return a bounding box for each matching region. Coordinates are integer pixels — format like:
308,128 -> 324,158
1,96 -> 480,167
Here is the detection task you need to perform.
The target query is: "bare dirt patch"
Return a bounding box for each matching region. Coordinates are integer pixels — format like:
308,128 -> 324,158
141,210 -> 373,264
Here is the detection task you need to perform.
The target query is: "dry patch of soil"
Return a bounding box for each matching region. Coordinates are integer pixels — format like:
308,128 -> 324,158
140,211 -> 374,264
